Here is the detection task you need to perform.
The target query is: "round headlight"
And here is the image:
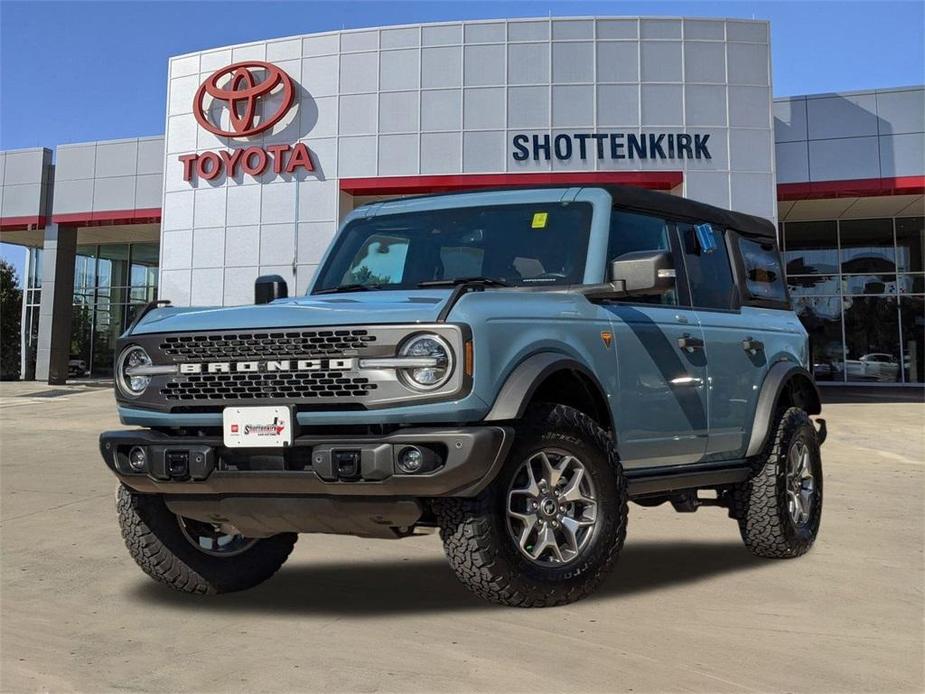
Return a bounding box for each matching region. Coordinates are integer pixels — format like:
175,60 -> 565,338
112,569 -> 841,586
399,334 -> 453,390
117,346 -> 153,398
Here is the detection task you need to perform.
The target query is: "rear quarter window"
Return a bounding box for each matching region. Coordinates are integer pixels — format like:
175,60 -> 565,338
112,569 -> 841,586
736,235 -> 789,305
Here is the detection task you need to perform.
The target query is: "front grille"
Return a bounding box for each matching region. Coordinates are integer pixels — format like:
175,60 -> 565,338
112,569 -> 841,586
159,329 -> 376,361
161,371 -> 377,401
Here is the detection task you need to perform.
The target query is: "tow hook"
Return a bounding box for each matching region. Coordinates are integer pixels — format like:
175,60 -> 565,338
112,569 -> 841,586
814,418 -> 827,446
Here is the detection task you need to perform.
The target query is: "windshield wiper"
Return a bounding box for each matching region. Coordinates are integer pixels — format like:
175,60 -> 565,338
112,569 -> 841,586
418,277 -> 510,288
431,278 -> 511,322
313,283 -> 381,295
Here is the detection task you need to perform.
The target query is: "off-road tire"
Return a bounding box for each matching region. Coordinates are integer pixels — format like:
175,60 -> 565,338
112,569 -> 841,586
116,484 -> 297,594
433,404 -> 628,607
735,406 -> 823,558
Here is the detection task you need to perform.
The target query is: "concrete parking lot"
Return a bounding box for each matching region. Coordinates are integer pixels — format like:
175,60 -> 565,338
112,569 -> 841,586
1,382 -> 922,693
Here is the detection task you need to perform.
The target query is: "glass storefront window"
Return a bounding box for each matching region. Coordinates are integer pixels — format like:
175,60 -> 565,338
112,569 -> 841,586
783,221 -> 838,275
788,275 -> 840,296
843,295 -> 902,383
840,218 -> 896,274
28,249 -> 43,289
130,243 -> 159,288
96,244 -> 131,289
795,296 -> 845,382
841,274 -> 898,295
896,217 -> 924,274
69,304 -> 94,378
74,248 -> 97,291
899,274 -> 925,294
899,296 -> 924,383
784,216 -> 924,385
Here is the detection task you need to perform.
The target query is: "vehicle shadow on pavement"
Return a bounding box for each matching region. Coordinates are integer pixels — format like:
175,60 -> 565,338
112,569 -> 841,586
130,540 -> 763,615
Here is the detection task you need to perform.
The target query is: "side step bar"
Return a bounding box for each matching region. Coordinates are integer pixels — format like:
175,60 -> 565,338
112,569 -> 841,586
625,460 -> 752,498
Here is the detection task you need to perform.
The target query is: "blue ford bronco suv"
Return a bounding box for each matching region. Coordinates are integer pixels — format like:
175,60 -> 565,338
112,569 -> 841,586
101,185 -> 826,607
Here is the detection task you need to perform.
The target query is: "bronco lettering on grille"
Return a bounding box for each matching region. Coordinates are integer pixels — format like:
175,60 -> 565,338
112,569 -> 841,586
179,358 -> 356,374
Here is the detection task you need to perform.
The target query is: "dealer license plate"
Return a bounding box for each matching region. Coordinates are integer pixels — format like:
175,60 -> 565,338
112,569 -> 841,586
223,406 -> 293,448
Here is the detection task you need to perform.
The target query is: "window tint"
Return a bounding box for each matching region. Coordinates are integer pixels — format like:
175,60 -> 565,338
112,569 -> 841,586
608,209 -> 677,306
737,236 -> 789,304
315,203 -> 593,291
679,223 -> 738,310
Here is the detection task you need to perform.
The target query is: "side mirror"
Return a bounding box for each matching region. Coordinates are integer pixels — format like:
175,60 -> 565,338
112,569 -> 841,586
579,251 -> 675,301
255,275 -> 288,305
609,250 -> 676,294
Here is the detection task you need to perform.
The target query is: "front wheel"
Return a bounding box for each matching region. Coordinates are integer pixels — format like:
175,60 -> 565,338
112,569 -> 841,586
735,407 -> 823,558
116,485 -> 297,594
434,404 -> 628,607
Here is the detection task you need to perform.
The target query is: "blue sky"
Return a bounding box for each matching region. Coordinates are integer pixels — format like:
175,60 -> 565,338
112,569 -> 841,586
2,1 -> 924,279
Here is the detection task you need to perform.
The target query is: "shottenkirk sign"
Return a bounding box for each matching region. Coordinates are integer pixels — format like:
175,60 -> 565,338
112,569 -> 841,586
181,61 -> 315,182
511,132 -> 712,161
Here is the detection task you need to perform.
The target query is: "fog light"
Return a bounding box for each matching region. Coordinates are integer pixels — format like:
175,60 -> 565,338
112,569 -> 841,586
396,446 -> 424,474
128,446 -> 147,472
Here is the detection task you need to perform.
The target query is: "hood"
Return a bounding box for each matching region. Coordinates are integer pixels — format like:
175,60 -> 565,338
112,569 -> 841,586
130,290 -> 453,335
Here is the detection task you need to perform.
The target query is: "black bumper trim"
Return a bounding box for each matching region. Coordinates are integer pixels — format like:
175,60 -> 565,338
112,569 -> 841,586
100,426 -> 513,498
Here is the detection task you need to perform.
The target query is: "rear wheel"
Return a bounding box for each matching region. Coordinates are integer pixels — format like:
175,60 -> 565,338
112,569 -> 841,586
736,407 -> 823,558
116,485 -> 296,594
434,404 -> 627,607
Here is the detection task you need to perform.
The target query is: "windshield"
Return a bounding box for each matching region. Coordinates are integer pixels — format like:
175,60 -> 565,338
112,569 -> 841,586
312,202 -> 593,292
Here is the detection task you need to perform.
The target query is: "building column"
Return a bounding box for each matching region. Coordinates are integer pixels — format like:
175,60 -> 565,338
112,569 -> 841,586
34,223 -> 76,384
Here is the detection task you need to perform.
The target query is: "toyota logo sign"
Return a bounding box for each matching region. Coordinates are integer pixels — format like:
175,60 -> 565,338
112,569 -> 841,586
193,61 -> 295,138
181,60 -> 314,182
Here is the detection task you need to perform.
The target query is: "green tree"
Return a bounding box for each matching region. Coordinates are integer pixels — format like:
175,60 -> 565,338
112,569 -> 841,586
0,259 -> 23,380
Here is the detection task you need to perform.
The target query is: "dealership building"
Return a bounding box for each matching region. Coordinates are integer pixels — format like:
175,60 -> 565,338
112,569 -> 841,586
1,17 -> 922,385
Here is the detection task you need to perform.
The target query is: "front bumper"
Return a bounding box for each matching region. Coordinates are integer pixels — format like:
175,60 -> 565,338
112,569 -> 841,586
100,425 -> 513,498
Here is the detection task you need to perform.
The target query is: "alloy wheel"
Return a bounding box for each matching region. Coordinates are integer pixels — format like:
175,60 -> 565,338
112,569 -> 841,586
785,437 -> 816,527
506,449 -> 598,566
177,516 -> 257,557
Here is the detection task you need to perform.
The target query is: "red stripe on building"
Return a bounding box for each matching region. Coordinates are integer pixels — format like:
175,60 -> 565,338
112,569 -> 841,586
51,208 -> 162,226
339,171 -> 684,195
777,176 -> 925,200
0,215 -> 46,231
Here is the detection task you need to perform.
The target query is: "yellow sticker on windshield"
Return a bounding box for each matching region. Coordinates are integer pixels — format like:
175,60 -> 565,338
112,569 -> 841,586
531,212 -> 548,229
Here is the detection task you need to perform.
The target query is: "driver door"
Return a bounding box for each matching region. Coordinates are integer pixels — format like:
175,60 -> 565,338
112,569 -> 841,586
602,208 -> 709,469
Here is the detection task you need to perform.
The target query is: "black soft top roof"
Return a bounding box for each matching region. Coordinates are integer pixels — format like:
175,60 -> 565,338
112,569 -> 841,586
368,184 -> 778,241
603,184 -> 777,241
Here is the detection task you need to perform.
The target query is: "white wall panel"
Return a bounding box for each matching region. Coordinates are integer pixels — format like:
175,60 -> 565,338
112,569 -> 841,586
807,93 -> 879,140
508,43 -> 550,85
775,141 -> 810,183
881,133 -> 925,177
421,90 -> 462,131
809,136 -> 881,181
421,47 -> 462,88
641,42 -> 682,82
597,85 -> 640,126
190,268 -> 224,305
875,88 -> 925,135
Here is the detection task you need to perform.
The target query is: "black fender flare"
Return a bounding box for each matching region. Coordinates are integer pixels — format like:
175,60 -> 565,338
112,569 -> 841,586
482,352 -> 613,429
745,361 -> 822,458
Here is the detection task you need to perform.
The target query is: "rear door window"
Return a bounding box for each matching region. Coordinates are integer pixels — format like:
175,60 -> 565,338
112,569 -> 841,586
736,236 -> 789,304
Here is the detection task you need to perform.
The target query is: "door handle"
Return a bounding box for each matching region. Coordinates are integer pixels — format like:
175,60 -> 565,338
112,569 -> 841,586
742,337 -> 764,354
677,334 -> 704,352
